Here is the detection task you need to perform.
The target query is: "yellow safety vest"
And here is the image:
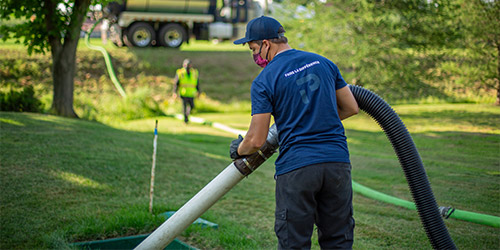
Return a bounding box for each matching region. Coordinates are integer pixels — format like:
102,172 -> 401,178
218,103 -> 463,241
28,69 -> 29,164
177,68 -> 198,98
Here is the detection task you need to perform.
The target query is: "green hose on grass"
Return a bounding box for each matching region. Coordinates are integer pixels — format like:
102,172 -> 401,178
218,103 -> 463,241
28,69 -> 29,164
353,181 -> 500,228
85,18 -> 127,98
172,114 -> 500,229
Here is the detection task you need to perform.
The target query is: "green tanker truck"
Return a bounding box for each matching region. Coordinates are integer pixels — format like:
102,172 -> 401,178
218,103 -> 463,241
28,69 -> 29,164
104,0 -> 267,48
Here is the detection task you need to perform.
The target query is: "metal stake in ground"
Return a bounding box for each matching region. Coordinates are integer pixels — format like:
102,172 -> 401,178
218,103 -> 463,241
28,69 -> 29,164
149,120 -> 158,214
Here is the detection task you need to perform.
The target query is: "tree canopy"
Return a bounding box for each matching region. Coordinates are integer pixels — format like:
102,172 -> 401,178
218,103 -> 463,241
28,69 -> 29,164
281,0 -> 499,103
1,0 -> 111,117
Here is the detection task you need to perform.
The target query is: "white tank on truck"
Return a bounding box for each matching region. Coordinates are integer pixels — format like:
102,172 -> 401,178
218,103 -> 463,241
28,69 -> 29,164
103,0 -> 269,48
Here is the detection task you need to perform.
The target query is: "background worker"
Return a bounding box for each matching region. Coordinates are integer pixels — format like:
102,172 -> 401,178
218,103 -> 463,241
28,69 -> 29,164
173,59 -> 200,124
229,16 -> 359,249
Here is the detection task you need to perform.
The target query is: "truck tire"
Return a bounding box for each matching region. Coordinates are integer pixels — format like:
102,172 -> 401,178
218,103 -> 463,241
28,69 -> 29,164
127,22 -> 156,47
158,24 -> 187,48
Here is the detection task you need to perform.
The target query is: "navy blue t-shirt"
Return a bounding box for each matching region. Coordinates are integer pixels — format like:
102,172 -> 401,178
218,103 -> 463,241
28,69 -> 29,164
251,49 -> 350,176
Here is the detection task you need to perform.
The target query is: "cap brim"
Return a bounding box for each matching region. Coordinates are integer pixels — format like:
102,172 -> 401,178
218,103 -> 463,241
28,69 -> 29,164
233,37 -> 251,45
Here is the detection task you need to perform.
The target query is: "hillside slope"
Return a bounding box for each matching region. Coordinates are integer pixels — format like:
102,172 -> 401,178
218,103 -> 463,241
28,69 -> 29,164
1,107 -> 499,249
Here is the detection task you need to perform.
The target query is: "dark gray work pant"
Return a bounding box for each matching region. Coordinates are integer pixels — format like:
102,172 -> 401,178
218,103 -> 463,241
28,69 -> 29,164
181,96 -> 194,123
275,162 -> 355,250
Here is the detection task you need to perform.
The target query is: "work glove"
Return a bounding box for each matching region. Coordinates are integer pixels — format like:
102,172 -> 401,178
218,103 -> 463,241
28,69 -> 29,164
229,135 -> 244,160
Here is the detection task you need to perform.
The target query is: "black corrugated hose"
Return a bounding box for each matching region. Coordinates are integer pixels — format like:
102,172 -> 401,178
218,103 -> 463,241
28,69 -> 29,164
348,85 -> 456,249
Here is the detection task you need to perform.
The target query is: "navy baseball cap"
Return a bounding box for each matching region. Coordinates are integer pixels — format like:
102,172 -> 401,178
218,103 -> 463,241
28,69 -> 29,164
233,16 -> 284,45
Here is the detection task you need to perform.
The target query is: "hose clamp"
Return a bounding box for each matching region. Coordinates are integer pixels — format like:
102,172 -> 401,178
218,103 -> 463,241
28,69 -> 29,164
439,206 -> 455,219
242,158 -> 255,171
257,150 -> 268,160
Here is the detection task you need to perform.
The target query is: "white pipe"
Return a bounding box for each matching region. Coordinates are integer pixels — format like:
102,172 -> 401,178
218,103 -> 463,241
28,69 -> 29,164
173,114 -> 247,136
212,122 -> 246,136
135,162 -> 246,250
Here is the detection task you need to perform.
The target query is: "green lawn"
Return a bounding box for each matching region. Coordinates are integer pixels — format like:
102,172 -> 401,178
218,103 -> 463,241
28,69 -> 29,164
1,38 -> 499,249
1,103 -> 499,249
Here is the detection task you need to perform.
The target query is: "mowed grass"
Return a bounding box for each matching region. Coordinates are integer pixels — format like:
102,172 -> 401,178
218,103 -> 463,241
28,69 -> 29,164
0,112 -> 277,249
1,103 -> 499,249
1,38 -> 499,249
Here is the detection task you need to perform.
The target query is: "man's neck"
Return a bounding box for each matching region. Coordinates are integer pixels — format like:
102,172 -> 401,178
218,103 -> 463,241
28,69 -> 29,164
271,44 -> 292,61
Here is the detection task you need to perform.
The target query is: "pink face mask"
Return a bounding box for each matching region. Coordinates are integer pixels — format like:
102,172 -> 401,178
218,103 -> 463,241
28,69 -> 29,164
253,44 -> 269,68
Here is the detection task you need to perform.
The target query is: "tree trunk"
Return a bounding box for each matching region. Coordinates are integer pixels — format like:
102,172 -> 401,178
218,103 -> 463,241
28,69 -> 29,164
51,42 -> 79,117
46,0 -> 91,117
496,43 -> 500,105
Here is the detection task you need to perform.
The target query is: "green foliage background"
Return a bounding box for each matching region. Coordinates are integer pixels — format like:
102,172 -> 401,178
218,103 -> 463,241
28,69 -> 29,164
1,0 -> 498,119
279,0 -> 498,103
1,1 -> 499,247
0,0 -> 112,54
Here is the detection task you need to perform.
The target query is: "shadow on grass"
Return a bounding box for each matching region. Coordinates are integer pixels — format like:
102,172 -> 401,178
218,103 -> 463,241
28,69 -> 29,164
0,112 -> 236,249
1,112 -> 498,249
397,109 -> 500,130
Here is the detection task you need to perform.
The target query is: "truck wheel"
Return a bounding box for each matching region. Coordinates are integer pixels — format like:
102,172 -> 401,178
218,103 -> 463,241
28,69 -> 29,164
127,22 -> 156,47
158,24 -> 187,48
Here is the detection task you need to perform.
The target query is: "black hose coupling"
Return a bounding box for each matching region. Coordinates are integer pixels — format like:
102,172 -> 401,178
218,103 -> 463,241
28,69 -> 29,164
234,124 -> 279,176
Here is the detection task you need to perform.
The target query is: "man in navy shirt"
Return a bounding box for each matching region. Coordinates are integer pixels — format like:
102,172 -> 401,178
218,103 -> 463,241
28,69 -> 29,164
230,16 -> 359,249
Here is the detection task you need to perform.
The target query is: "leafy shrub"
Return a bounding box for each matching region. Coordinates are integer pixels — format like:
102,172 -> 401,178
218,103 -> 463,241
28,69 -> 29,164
75,86 -> 165,123
0,85 -> 42,112
117,87 -> 165,120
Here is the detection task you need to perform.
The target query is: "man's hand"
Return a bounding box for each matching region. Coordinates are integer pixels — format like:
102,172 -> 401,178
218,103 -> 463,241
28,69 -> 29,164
229,135 -> 244,160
